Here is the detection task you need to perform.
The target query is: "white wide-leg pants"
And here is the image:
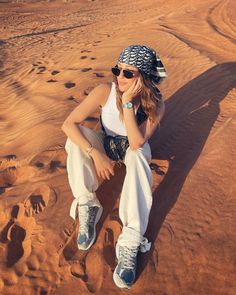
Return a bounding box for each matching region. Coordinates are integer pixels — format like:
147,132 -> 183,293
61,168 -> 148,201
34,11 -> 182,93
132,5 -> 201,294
65,125 -> 153,251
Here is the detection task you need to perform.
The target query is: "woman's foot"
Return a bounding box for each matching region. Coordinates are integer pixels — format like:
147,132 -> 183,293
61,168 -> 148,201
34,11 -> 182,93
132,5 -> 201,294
113,243 -> 139,289
77,205 -> 103,251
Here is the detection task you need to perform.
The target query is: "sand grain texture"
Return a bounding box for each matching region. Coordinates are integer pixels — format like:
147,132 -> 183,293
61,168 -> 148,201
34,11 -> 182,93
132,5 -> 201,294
0,0 -> 236,294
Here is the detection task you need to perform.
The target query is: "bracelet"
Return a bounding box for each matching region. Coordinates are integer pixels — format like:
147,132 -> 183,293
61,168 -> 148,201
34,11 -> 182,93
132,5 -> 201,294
86,144 -> 94,156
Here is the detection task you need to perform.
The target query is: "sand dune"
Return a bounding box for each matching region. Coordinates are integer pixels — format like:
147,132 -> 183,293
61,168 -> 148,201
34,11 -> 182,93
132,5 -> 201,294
0,0 -> 235,294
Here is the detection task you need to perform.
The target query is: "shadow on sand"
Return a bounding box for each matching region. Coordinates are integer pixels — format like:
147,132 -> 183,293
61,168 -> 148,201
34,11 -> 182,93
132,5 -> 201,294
138,62 -> 236,278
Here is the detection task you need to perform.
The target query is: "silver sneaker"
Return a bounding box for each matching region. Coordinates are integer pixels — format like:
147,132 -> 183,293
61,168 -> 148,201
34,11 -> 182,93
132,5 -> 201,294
113,243 -> 139,289
77,205 -> 103,251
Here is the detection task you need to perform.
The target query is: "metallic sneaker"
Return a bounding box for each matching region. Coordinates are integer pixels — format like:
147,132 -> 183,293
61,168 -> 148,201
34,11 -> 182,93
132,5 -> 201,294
77,205 -> 103,251
113,243 -> 139,289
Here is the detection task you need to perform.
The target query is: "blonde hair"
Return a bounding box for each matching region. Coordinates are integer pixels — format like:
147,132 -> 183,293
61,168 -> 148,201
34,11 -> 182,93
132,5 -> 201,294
113,73 -> 163,124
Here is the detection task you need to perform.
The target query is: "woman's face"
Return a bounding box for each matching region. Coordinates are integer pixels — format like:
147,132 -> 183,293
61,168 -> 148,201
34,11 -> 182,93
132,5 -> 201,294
116,63 -> 140,93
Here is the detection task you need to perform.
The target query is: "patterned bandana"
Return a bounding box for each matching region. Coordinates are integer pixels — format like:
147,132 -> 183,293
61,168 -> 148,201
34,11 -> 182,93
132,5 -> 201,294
118,44 -> 167,84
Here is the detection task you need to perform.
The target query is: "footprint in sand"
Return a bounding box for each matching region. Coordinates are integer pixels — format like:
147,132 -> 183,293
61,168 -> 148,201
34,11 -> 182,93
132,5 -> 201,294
81,68 -> 92,72
0,154 -> 17,161
47,79 -> 57,83
109,208 -> 122,224
67,95 -> 77,102
150,162 -> 166,175
0,166 -> 17,187
2,184 -> 54,268
51,70 -> 60,75
83,87 -> 94,96
80,56 -> 87,59
70,261 -> 86,281
29,149 -> 67,172
36,66 -> 46,74
90,57 -> 96,60
59,229 -> 78,262
103,228 -> 116,269
94,72 -> 104,78
64,82 -> 76,89
85,248 -> 104,292
0,155 -> 17,174
81,49 -> 91,53
6,203 -> 36,267
23,184 -> 52,217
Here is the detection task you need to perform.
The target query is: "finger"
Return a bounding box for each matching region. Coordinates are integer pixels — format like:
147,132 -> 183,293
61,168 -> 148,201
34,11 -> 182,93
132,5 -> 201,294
104,170 -> 110,180
96,168 -> 102,179
104,171 -> 109,180
129,80 -> 137,90
133,79 -> 141,91
136,78 -> 141,86
108,166 -> 115,176
100,171 -> 106,180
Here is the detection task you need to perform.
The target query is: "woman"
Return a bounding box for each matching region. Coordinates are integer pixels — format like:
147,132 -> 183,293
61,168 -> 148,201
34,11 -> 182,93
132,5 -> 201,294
62,44 -> 167,289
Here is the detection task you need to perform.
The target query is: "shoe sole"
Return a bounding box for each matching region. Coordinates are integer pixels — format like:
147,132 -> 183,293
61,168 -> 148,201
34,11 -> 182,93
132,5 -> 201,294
78,206 -> 103,251
113,265 -> 131,290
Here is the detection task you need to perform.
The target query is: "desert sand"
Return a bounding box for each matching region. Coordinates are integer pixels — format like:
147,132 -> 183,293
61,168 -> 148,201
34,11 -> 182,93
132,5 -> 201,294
0,0 -> 236,294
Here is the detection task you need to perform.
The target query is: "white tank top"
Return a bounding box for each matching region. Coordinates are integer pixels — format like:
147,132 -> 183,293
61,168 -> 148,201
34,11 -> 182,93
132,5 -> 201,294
101,82 -> 127,136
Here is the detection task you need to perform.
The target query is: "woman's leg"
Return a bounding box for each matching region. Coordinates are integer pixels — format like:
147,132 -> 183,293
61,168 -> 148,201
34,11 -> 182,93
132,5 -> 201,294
113,142 -> 152,289
65,125 -> 105,250
119,141 -> 153,240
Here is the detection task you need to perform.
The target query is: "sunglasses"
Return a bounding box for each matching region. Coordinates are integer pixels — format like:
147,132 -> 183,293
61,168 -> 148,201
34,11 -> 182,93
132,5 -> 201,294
111,66 -> 139,79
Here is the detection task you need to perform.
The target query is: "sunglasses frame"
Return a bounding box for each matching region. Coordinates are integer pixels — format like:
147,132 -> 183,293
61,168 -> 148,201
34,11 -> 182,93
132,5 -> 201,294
111,65 -> 139,79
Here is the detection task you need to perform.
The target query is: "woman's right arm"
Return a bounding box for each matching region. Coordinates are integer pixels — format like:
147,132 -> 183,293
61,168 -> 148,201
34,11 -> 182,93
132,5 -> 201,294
61,83 -> 115,180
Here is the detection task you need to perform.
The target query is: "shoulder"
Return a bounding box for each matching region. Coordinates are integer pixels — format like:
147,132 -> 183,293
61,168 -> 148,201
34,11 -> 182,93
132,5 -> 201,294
91,82 -> 112,106
93,82 -> 112,94
92,82 -> 112,95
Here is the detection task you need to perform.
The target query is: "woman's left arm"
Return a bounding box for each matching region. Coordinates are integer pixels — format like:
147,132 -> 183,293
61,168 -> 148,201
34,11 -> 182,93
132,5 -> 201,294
123,99 -> 165,150
122,78 -> 165,150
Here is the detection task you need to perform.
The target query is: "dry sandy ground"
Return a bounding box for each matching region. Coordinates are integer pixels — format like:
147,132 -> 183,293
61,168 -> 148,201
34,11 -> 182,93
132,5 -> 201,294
0,0 -> 236,294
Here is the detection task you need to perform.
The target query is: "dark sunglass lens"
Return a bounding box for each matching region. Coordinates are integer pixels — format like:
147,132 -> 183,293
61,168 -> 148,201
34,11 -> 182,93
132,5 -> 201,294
111,67 -> 120,76
123,70 -> 134,79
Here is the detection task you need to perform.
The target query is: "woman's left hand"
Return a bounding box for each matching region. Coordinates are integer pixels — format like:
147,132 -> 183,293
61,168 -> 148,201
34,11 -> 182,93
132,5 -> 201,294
122,78 -> 142,103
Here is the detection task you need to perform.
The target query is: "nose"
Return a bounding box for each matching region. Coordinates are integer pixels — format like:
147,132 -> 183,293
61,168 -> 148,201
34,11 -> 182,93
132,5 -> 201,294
117,70 -> 126,81
118,69 -> 125,77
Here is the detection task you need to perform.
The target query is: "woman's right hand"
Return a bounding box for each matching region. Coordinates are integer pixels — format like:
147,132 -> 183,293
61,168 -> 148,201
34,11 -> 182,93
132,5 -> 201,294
90,149 -> 115,180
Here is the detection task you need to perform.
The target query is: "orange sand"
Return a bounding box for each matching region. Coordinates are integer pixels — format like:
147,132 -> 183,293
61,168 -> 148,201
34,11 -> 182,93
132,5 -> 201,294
0,0 -> 236,294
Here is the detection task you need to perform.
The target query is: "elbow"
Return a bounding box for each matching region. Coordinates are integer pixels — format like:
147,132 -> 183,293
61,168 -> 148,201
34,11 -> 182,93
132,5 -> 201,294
61,121 -> 67,132
61,120 -> 73,133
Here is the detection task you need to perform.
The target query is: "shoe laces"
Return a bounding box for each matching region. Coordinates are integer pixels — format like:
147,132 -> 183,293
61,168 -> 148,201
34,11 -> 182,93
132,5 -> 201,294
120,246 -> 138,270
78,206 -> 97,234
78,206 -> 89,234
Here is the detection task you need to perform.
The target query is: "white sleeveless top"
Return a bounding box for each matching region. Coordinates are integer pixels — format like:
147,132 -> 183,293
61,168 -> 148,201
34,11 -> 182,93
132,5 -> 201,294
101,82 -> 127,136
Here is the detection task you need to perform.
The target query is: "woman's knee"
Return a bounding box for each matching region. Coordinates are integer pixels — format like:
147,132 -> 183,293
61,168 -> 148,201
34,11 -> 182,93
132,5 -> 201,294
79,125 -> 104,151
65,137 -> 71,153
124,143 -> 152,165
64,125 -> 104,154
